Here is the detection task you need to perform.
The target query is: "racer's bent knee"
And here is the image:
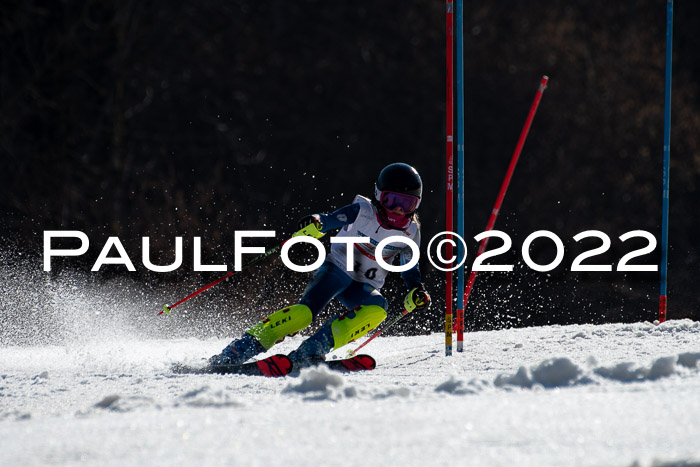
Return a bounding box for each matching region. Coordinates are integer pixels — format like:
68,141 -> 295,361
246,304 -> 313,349
330,305 -> 387,350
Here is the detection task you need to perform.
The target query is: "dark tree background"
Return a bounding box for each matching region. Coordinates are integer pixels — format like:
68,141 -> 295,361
1,1 -> 698,334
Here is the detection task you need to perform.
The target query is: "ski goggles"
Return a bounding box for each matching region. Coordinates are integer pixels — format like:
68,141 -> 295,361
376,190 -> 421,214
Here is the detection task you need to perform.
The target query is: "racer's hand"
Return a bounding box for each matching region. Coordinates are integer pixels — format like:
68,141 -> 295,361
404,284 -> 431,313
293,214 -> 324,238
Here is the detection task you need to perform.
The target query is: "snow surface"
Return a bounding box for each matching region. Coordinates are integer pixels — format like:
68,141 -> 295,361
1,319 -> 700,466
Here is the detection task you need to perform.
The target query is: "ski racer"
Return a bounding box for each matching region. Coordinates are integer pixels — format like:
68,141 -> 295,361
209,162 -> 432,368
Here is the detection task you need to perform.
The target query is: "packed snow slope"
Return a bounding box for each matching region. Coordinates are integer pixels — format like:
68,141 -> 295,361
1,319 -> 699,466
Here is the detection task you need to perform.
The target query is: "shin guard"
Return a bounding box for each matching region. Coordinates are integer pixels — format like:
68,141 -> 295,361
330,305 -> 387,350
246,304 -> 313,350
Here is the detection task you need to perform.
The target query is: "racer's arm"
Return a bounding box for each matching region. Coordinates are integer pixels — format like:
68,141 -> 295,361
399,231 -> 423,290
318,204 -> 360,232
297,203 -> 361,235
400,231 -> 431,312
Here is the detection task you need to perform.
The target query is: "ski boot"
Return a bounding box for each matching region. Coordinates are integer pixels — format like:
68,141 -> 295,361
209,304 -> 313,365
289,304 -> 386,369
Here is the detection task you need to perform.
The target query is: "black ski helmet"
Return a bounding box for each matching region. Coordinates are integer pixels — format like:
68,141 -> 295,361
375,163 -> 423,201
373,163 -> 423,229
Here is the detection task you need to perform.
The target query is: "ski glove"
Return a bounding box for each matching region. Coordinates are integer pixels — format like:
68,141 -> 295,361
294,214 -> 325,239
404,284 -> 431,313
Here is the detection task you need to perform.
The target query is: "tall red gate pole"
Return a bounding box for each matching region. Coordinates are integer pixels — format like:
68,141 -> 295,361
445,0 -> 455,356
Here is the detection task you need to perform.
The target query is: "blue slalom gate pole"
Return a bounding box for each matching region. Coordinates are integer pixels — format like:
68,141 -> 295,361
659,0 -> 673,323
455,0 -> 466,351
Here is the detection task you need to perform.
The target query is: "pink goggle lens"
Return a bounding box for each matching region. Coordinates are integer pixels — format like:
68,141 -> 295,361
379,191 -> 420,214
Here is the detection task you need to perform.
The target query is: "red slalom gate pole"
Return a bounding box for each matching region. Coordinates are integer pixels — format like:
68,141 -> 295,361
445,0 -> 455,356
458,76 -> 549,340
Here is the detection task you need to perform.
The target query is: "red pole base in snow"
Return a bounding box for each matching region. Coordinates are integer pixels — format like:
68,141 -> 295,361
455,308 -> 463,352
658,295 -> 667,323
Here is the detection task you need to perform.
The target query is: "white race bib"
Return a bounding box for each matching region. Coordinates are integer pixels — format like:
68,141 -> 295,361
328,195 -> 420,289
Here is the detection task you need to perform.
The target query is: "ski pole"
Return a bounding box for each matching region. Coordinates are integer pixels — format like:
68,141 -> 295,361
159,221 -> 325,315
347,309 -> 410,357
457,75 -> 549,338
159,271 -> 234,315
158,245 -> 282,315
